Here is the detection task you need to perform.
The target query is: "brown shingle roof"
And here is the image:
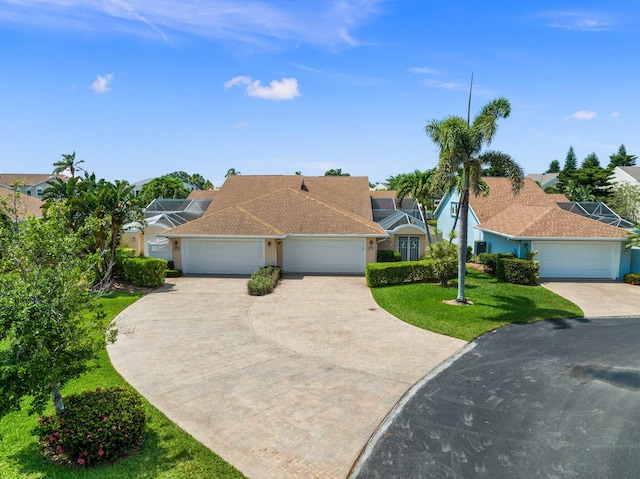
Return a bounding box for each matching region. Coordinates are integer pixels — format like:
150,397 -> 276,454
165,177 -> 386,237
187,189 -> 219,200
0,189 -> 43,219
473,177 -> 627,239
165,188 -> 383,237
0,173 -> 65,188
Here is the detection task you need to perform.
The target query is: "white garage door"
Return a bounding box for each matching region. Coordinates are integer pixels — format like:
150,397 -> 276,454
182,239 -> 264,274
284,238 -> 366,274
532,241 -> 620,279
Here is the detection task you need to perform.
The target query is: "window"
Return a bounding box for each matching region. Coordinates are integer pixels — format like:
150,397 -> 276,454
450,202 -> 459,216
36,188 -> 43,197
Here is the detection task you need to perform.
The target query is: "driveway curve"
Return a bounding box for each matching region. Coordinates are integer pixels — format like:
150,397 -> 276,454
108,276 -> 465,479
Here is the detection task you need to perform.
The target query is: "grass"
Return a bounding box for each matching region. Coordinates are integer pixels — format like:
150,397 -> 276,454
371,268 -> 584,341
0,291 -> 247,479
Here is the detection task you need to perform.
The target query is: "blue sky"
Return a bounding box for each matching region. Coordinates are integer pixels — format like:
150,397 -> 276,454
1,1 -> 639,186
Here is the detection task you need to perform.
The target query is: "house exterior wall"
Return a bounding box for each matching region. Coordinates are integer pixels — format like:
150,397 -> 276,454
172,238 -> 183,270
265,239 -> 277,266
120,231 -> 144,255
630,247 -> 640,273
435,191 -> 478,247
366,237 -> 377,263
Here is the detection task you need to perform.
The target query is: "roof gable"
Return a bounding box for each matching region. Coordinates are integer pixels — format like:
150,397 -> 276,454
0,173 -> 66,189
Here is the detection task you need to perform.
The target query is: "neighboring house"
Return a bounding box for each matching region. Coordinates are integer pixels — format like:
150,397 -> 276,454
0,188 -> 44,220
435,177 -> 633,279
525,172 -> 558,190
122,190 -> 216,259
147,175 -> 430,275
0,173 -> 65,198
610,166 -> 640,187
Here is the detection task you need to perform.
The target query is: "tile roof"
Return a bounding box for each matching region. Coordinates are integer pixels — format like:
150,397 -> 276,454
0,189 -> 44,219
165,176 -> 386,237
473,177 -> 627,239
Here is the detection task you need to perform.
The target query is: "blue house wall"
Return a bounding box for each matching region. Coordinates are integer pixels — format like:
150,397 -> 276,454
630,247 -> 640,273
435,191 -> 480,248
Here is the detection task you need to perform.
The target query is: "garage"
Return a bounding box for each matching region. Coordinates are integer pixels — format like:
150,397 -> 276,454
284,238 -> 366,274
182,239 -> 264,274
532,240 -> 621,279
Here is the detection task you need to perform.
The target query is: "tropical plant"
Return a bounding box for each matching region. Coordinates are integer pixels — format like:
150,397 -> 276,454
425,92 -> 523,303
225,168 -> 241,177
395,169 -> 436,213
609,183 -> 640,224
52,151 -> 84,178
563,180 -> 596,202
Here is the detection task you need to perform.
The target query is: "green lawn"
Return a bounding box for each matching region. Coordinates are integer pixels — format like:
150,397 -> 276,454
0,292 -> 247,479
371,268 -> 584,341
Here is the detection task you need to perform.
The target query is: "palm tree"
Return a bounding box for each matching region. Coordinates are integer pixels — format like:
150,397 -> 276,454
225,168 -> 240,177
52,152 -> 84,178
425,96 -> 523,303
395,169 -> 436,243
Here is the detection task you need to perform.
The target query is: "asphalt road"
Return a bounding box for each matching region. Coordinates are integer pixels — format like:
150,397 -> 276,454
350,317 -> 640,479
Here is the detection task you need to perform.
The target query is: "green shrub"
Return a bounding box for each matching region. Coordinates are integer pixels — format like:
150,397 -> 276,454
366,260 -> 437,287
167,260 -> 175,270
466,245 -> 473,262
247,266 -> 281,295
122,257 -> 167,287
35,386 -> 146,467
624,273 -> 640,285
429,241 -> 458,286
377,250 -> 401,262
114,248 -> 136,280
479,252 -> 515,273
165,269 -> 182,278
427,219 -> 437,227
497,258 -> 539,285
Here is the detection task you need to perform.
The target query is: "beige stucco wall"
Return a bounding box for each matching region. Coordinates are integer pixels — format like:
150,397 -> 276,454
171,238 -> 183,270
120,231 -> 144,255
265,239 -> 277,266
366,237 -> 377,264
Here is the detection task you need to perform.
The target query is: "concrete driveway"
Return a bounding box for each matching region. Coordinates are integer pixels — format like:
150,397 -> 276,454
108,276 -> 465,479
539,280 -> 640,317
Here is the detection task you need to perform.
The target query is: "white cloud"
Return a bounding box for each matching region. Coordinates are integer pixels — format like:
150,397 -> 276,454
567,110 -> 597,120
90,73 -> 113,94
224,75 -> 300,100
540,10 -> 612,31
408,67 -> 439,75
0,0 -> 384,49
610,111 -> 621,118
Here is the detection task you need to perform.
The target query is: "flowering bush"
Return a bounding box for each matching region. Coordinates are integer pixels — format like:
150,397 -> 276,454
35,386 -> 146,467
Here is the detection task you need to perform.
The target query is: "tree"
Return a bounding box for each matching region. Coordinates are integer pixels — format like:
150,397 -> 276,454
225,168 -> 240,177
609,183 -> 640,224
167,171 -> 214,190
546,160 -> 561,173
609,144 -> 637,169
395,169 -> 436,213
581,152 -> 600,169
324,168 -> 350,176
563,180 -> 596,202
43,173 -> 141,289
52,151 -> 84,178
425,95 -> 523,304
0,204 -> 111,417
138,176 -> 189,206
563,146 -> 578,173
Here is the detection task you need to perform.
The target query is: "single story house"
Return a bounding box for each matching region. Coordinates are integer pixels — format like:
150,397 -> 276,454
435,177 -> 636,280
0,187 -> 44,220
132,175 -> 429,275
525,172 -> 558,190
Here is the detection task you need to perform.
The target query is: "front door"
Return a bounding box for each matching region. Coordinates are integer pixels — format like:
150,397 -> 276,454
398,236 -> 420,261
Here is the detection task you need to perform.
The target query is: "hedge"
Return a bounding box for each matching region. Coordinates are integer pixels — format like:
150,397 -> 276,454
478,252 -> 515,273
122,257 -> 167,287
377,250 -> 401,262
624,273 -> 640,285
114,247 -> 136,279
366,260 -> 438,287
247,266 -> 281,295
496,258 -> 539,285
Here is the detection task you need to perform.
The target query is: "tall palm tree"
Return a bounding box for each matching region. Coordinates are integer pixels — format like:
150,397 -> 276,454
52,152 -> 84,178
425,96 -> 523,303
